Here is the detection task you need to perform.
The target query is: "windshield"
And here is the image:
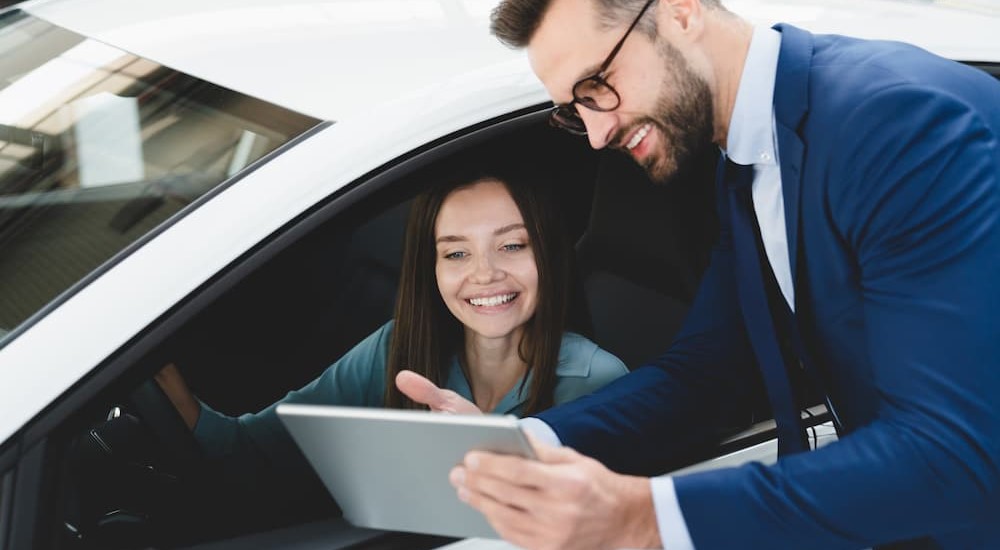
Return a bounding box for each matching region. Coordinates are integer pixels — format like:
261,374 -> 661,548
0,10 -> 320,341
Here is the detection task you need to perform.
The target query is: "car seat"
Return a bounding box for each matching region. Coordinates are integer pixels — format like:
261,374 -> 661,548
573,150 -> 718,368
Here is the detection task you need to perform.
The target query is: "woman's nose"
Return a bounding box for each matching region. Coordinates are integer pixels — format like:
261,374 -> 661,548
470,254 -> 503,284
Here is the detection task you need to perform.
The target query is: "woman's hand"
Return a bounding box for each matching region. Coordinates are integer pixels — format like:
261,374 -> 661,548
154,363 -> 201,430
395,370 -> 482,414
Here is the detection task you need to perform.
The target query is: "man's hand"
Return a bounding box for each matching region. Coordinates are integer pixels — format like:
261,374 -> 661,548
450,434 -> 661,550
395,370 -> 482,414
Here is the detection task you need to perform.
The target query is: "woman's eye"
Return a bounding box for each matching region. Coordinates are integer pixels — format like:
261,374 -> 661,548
501,243 -> 526,252
444,251 -> 467,260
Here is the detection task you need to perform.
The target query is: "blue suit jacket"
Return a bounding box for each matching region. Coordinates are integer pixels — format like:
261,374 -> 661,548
537,24 -> 1000,548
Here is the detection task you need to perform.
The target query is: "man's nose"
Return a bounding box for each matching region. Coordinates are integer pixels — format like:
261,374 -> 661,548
579,108 -> 617,150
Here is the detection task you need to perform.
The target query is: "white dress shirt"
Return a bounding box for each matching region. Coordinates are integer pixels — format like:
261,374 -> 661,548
727,27 -> 794,311
521,25 -> 792,549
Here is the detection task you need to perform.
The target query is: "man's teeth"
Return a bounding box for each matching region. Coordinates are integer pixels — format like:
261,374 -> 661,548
626,124 -> 652,150
468,293 -> 517,307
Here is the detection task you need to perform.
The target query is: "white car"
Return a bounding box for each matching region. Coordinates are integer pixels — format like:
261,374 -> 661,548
0,0 -> 997,548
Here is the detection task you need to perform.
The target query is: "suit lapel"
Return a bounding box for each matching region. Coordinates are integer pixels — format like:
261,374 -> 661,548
772,24 -> 814,305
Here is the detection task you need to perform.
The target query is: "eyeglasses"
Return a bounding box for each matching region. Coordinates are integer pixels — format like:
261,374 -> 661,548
550,0 -> 657,135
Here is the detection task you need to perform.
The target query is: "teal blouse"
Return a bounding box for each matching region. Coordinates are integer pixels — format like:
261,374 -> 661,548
193,321 -> 626,484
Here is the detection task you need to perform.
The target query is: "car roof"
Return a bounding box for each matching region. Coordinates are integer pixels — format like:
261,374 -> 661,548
21,0 -> 1000,122
21,0 -> 529,121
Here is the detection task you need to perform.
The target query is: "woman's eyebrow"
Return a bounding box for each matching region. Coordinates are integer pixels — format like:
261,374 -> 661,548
436,223 -> 526,244
494,223 -> 526,236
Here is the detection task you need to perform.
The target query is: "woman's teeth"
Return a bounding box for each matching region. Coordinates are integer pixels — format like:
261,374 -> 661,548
468,293 -> 517,307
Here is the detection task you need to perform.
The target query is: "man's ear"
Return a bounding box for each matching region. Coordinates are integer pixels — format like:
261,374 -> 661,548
657,0 -> 704,36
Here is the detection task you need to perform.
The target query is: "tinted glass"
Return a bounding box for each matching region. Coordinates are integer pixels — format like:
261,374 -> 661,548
0,11 -> 320,340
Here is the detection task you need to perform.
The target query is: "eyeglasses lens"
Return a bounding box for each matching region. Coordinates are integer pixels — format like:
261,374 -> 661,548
550,105 -> 587,135
573,77 -> 619,111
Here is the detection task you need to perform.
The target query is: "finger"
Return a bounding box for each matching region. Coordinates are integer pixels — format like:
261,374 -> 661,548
454,466 -> 566,550
395,370 -> 451,410
467,443 -> 581,484
457,475 -> 542,541
471,496 -> 538,540
397,370 -> 483,414
465,451 -> 562,489
464,464 -> 549,512
452,467 -> 531,533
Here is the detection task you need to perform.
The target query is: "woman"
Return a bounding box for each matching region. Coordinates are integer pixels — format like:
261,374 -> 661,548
156,165 -> 626,486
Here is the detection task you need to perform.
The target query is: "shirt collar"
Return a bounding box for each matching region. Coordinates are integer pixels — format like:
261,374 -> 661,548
725,26 -> 781,166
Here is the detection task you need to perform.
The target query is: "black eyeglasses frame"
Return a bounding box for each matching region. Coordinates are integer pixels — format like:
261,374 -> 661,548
549,0 -> 658,135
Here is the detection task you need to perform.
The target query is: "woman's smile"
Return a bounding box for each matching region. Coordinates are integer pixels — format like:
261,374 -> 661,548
466,291 -> 519,309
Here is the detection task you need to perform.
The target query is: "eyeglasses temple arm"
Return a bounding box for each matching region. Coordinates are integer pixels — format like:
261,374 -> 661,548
598,0 -> 658,74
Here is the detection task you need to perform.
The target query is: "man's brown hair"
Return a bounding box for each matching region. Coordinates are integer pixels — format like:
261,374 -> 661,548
491,0 -> 724,48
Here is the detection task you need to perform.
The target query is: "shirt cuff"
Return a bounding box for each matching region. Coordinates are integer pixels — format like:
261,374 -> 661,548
518,417 -> 562,447
651,476 -> 695,550
192,399 -> 239,459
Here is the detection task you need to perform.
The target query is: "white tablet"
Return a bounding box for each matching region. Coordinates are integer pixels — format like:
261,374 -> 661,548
276,403 -> 536,539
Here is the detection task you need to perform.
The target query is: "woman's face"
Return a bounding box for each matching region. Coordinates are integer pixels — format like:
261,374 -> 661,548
434,179 -> 539,342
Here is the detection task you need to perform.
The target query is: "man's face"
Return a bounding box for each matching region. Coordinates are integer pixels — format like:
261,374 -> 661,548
528,0 -> 714,184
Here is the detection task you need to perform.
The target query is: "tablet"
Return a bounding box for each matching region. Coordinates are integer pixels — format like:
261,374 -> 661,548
276,403 -> 536,539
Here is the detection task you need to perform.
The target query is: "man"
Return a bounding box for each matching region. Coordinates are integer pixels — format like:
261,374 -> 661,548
397,0 -> 1000,547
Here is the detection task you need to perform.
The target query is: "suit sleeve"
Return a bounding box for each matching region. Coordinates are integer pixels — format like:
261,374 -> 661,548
536,179 -> 764,476
675,85 -> 1000,548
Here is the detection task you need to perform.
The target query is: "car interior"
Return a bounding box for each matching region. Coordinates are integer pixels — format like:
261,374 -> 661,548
23,111 -> 775,549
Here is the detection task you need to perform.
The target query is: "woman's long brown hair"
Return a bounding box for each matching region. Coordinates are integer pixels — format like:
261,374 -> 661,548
384,163 -> 570,416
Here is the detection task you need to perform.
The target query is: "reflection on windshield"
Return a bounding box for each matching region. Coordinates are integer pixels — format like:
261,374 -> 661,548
0,10 -> 320,339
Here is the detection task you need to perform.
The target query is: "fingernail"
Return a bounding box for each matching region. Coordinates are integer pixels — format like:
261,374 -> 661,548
450,468 -> 465,486
457,487 -> 470,503
466,454 -> 480,470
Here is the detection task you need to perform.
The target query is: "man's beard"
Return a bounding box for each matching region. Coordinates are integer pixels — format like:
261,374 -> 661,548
621,40 -> 715,186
